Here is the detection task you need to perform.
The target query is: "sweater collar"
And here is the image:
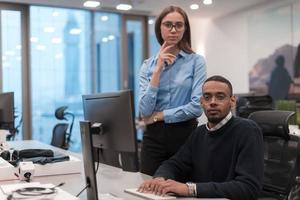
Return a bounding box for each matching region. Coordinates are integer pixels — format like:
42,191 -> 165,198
206,112 -> 233,133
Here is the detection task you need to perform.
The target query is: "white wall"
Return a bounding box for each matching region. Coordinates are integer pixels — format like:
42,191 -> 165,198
190,0 -> 299,94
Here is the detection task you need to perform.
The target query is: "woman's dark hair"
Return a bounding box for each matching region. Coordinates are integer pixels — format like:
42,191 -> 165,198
154,6 -> 194,54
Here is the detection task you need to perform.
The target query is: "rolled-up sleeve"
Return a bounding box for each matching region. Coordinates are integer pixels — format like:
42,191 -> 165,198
163,55 -> 206,123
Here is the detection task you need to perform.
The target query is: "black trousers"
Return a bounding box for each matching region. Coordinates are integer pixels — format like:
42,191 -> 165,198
140,119 -> 198,176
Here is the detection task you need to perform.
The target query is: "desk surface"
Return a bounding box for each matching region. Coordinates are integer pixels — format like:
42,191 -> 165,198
0,140 -> 228,200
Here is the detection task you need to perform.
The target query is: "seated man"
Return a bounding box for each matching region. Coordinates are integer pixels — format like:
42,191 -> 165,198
138,75 -> 264,200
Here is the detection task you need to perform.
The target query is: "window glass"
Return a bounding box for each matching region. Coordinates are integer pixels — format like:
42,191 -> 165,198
126,20 -> 143,118
94,12 -> 121,92
30,6 -> 92,151
1,10 -> 23,140
148,16 -> 160,57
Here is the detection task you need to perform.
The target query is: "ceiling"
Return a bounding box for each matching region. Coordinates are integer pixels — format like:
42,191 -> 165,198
0,0 -> 278,19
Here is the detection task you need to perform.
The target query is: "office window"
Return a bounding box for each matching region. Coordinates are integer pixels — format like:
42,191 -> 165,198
126,19 -> 143,117
94,12 -> 121,92
1,10 -> 23,139
148,16 -> 160,57
30,6 -> 92,151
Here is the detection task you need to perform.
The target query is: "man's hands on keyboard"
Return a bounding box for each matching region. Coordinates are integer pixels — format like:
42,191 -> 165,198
125,188 -> 176,200
137,177 -> 189,197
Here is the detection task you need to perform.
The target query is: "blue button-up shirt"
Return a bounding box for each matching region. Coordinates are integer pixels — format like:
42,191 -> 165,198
139,50 -> 206,123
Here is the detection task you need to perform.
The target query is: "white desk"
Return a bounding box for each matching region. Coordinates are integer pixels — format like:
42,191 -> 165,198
0,140 -> 228,200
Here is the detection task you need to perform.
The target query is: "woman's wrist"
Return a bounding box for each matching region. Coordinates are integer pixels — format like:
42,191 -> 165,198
153,65 -> 163,74
153,112 -> 164,123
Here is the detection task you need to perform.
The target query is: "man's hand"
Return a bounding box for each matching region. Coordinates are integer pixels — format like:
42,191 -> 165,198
137,178 -> 189,197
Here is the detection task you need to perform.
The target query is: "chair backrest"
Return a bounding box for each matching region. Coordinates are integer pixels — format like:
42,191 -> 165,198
249,110 -> 300,199
248,110 -> 294,140
51,123 -> 69,149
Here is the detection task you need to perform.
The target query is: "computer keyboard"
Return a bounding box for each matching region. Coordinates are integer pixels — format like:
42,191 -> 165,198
124,188 -> 176,200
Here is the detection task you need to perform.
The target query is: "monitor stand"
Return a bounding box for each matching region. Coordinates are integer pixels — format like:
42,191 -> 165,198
80,121 -> 98,200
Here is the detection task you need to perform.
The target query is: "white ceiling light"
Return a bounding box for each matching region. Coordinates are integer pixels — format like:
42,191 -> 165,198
102,37 -> 108,42
108,35 -> 115,40
148,19 -> 154,25
83,1 -> 100,8
116,0 -> 132,11
190,4 -> 199,10
203,0 -> 212,5
116,4 -> 132,10
69,28 -> 82,35
101,16 -> 108,21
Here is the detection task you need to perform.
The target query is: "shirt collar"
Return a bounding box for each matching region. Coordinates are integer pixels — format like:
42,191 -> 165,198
178,50 -> 188,58
206,112 -> 233,132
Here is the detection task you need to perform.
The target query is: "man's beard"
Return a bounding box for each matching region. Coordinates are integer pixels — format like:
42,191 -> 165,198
207,116 -> 223,124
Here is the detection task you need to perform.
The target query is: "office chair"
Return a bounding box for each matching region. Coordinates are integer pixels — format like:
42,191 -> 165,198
50,106 -> 75,150
248,110 -> 300,200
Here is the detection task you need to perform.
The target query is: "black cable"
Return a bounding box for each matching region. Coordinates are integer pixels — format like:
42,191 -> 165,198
76,184 -> 89,197
76,149 -> 101,197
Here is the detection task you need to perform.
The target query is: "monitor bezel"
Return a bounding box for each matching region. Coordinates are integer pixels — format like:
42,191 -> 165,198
0,92 -> 14,130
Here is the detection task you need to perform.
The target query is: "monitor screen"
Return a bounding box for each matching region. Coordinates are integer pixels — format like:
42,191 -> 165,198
80,90 -> 139,199
0,92 -> 14,130
82,90 -> 139,169
236,94 -> 273,118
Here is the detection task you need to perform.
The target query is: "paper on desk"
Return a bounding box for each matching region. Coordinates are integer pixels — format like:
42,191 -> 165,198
0,182 -> 79,200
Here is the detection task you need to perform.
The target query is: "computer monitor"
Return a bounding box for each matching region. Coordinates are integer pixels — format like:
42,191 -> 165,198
236,94 -> 273,118
80,90 -> 139,199
0,92 -> 14,131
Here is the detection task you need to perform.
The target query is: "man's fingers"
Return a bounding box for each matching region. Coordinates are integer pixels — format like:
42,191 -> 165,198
138,180 -> 153,192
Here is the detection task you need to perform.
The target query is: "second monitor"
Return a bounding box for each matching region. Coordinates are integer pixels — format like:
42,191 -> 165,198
82,90 -> 139,172
0,92 -> 14,131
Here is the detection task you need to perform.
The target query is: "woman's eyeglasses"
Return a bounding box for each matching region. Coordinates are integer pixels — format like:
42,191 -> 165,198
161,21 -> 185,31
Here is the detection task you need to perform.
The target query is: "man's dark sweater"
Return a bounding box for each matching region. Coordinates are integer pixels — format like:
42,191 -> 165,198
154,116 -> 264,200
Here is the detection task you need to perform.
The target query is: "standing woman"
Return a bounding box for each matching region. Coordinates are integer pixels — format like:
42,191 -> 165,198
139,6 -> 206,175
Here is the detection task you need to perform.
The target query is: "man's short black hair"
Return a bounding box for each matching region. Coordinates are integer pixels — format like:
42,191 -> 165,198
204,75 -> 233,96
